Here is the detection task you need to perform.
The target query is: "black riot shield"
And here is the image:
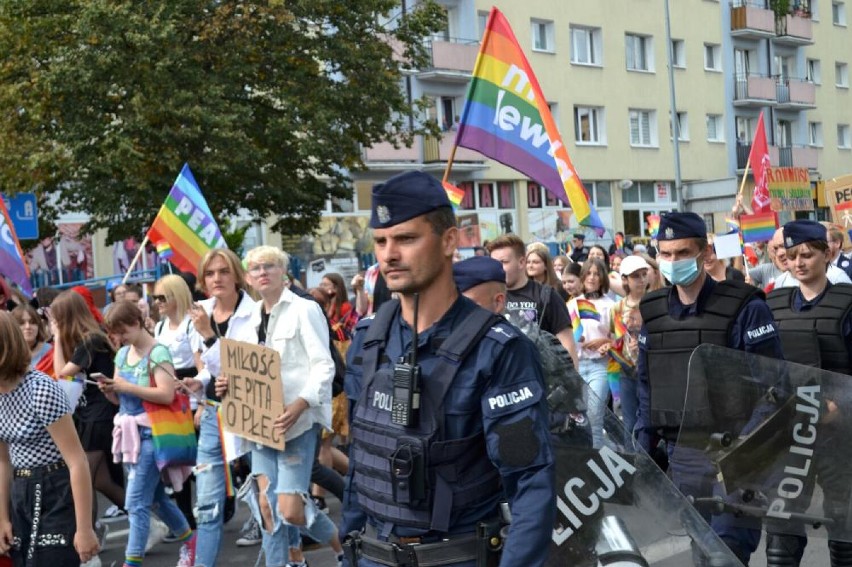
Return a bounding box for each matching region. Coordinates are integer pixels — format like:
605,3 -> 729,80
503,314 -> 744,566
676,344 -> 852,547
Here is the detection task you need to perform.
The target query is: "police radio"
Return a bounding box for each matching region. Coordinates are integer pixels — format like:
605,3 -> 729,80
391,293 -> 421,427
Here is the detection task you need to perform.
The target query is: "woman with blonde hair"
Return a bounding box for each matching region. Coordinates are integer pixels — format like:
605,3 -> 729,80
527,247 -> 568,300
12,304 -> 53,372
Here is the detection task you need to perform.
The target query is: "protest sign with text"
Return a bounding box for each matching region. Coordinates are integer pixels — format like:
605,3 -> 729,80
826,174 -> 852,230
768,167 -> 813,212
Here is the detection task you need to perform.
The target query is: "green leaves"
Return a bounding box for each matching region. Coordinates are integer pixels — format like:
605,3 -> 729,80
0,0 -> 445,242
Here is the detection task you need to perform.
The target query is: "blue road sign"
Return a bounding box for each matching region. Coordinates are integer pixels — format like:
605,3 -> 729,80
1,193 -> 39,240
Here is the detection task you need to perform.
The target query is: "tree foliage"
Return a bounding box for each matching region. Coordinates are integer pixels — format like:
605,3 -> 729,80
0,0 -> 445,242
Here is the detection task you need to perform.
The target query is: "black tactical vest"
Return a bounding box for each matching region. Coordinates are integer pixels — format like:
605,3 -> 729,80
639,280 -> 762,428
350,300 -> 504,533
767,284 -> 852,374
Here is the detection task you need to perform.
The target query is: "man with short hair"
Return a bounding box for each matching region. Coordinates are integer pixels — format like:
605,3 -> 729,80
341,171 -> 554,567
487,234 -> 578,366
636,212 -> 784,564
827,225 -> 852,277
569,233 -> 589,263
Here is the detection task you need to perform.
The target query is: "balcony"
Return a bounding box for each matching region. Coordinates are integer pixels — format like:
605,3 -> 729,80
775,77 -> 816,109
771,145 -> 819,170
730,2 -> 777,39
733,74 -> 777,107
416,38 -> 480,83
774,12 -> 814,45
362,134 -> 485,172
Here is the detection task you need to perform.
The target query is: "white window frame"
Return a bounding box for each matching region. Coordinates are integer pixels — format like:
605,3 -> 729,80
629,109 -> 658,147
833,1 -> 847,26
570,25 -> 603,66
837,62 -> 849,87
574,106 -> 606,145
626,33 -> 654,72
706,114 -> 725,142
807,58 -> 822,84
671,111 -> 689,141
809,122 -> 824,147
531,19 -> 555,53
839,124 -> 852,149
671,39 -> 686,69
704,43 -> 722,72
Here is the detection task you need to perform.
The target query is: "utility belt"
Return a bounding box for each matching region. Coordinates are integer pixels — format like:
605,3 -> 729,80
14,460 -> 67,478
343,520 -> 505,567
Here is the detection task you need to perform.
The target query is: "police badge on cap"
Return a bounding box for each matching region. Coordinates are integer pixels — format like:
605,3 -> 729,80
370,171 -> 452,229
656,212 -> 706,241
782,220 -> 826,249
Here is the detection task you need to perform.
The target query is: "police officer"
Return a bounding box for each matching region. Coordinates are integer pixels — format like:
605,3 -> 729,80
636,212 -> 784,564
764,220 -> 852,567
569,233 -> 590,264
340,172 -> 555,567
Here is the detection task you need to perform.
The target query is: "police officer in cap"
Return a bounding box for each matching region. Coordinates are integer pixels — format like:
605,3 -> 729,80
569,233 -> 590,264
764,220 -> 852,567
636,211 -> 783,563
341,171 -> 555,567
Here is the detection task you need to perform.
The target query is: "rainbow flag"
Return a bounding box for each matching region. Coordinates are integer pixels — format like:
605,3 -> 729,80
156,242 -> 174,260
0,197 -> 32,297
646,214 -> 661,238
442,181 -> 465,207
614,233 -> 624,252
575,298 -> 601,321
454,8 -> 604,235
740,211 -> 778,244
570,311 -> 584,343
146,164 -> 227,275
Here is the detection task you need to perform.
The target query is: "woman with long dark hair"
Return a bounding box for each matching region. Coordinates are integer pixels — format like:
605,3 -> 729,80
12,304 -> 53,372
527,248 -> 568,300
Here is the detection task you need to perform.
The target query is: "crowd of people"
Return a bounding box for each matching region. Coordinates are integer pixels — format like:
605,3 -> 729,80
2,169 -> 852,567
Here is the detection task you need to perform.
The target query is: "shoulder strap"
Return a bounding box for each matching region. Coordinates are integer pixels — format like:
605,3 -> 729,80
540,283 -> 553,317
359,300 -> 402,395
155,320 -> 165,338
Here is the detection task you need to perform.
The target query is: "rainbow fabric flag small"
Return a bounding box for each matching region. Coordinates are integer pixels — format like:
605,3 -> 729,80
646,214 -> 661,238
146,164 -> 227,275
442,181 -> 465,207
570,311 -> 584,343
575,298 -> 601,321
614,233 -> 624,252
740,211 -> 778,244
454,7 -> 604,235
156,242 -> 174,260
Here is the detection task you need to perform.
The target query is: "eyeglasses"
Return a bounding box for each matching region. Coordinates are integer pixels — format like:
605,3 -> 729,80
151,295 -> 169,303
247,263 -> 281,275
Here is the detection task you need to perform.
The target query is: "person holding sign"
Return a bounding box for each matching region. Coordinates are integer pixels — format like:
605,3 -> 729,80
215,245 -> 343,567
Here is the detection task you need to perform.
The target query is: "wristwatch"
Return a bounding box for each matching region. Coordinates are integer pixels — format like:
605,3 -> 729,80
203,336 -> 218,349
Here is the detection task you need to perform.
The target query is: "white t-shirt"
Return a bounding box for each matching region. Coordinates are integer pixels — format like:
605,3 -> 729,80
154,315 -> 198,370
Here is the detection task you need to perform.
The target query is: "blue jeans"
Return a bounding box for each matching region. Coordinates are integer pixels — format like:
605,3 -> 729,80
242,424 -> 337,567
194,405 -> 227,567
125,430 -> 190,558
619,373 -> 639,437
579,358 -> 610,448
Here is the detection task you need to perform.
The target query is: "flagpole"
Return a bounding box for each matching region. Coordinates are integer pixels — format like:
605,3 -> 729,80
122,235 -> 149,284
736,156 -> 752,280
442,143 -> 459,184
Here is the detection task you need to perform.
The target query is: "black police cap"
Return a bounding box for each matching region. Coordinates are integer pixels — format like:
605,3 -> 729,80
370,171 -> 452,229
783,219 -> 827,249
657,212 -> 706,241
452,256 -> 506,293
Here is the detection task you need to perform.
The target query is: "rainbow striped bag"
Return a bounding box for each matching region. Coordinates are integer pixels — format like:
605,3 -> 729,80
142,353 -> 197,474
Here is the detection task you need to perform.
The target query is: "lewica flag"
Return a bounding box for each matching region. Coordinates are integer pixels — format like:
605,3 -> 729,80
454,7 -> 604,235
740,211 -> 778,244
0,197 -> 33,297
146,164 -> 227,275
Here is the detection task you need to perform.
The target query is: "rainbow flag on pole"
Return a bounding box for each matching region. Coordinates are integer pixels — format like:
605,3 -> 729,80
442,181 -> 465,208
0,197 -> 32,297
454,7 -> 604,235
146,164 -> 227,275
740,211 -> 778,244
646,214 -> 661,238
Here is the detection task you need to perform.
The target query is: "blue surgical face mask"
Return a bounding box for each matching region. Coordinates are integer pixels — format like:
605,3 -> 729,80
659,256 -> 701,286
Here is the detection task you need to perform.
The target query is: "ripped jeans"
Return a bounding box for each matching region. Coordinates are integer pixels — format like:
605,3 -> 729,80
194,405 -> 227,567
242,424 -> 338,567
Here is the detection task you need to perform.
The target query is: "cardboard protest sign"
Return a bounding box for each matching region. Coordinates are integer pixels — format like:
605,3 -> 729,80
220,338 -> 284,450
826,174 -> 852,230
767,167 -> 813,211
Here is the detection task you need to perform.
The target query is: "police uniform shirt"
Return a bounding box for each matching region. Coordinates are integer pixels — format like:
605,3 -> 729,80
504,279 -> 571,337
833,254 -> 852,280
342,296 -> 555,566
635,277 -> 784,434
570,246 -> 589,264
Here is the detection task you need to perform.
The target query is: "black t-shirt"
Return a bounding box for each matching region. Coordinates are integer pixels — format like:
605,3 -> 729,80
71,334 -> 117,423
204,313 -> 232,402
505,279 -> 571,336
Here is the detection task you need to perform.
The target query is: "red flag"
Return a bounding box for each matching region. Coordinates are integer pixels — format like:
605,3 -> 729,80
749,112 -> 771,213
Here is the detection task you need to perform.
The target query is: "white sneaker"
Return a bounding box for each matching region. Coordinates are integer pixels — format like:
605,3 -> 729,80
80,555 -> 102,567
145,517 -> 169,553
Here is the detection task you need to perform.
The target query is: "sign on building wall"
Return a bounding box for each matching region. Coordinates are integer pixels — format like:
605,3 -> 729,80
825,174 -> 852,230
767,167 -> 813,211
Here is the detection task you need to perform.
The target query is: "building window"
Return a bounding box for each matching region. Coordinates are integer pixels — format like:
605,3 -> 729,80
478,182 -> 496,208
497,182 -> 515,209
671,111 -> 689,141
839,124 -> 851,149
531,19 -> 554,52
807,59 -> 821,84
625,34 -> 653,72
571,26 -> 602,66
588,182 -> 613,208
704,43 -> 722,71
706,114 -> 724,142
547,102 -> 561,133
671,39 -> 686,68
837,62 -> 849,87
574,106 -> 606,144
833,1 -> 847,25
629,109 -> 657,147
809,122 -> 823,147
477,11 -> 489,38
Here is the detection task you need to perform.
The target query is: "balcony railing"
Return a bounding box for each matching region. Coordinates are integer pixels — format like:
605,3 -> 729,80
418,37 -> 480,82
363,133 -> 483,165
730,1 -> 776,37
738,143 -> 819,170
774,12 -> 814,44
775,77 -> 816,107
734,73 -> 777,104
